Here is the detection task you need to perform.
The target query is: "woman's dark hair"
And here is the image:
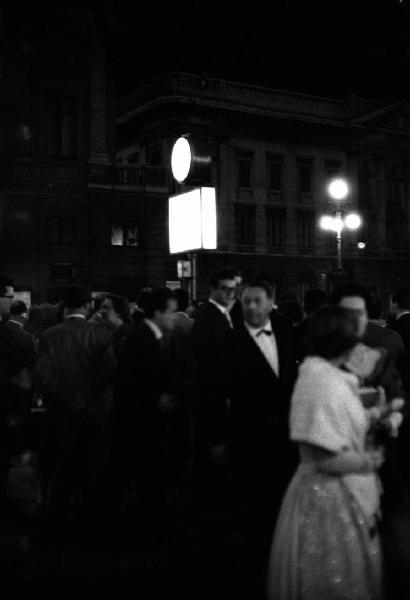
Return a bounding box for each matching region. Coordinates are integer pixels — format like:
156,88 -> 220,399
305,306 -> 359,359
329,283 -> 371,310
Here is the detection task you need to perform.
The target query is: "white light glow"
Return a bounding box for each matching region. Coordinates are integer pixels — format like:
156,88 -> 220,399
357,242 -> 366,249
169,187 -> 217,254
319,215 -> 335,231
200,187 -> 217,249
344,213 -> 362,230
319,215 -> 343,233
328,178 -> 349,201
171,137 -> 191,183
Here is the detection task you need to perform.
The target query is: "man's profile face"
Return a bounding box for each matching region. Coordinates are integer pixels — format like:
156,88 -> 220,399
241,286 -> 273,328
0,286 -> 14,318
211,278 -> 237,308
338,295 -> 368,337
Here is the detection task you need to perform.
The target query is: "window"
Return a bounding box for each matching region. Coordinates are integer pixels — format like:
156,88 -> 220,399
358,162 -> 372,208
361,213 -> 376,248
266,208 -> 286,249
267,154 -> 283,191
297,158 -> 313,194
324,160 -> 342,180
46,216 -> 76,245
237,154 -> 252,188
235,205 -> 255,247
386,214 -> 405,251
45,94 -> 77,157
111,224 -> 139,247
385,162 -> 403,209
296,210 -> 315,250
49,262 -> 75,282
145,142 -> 162,165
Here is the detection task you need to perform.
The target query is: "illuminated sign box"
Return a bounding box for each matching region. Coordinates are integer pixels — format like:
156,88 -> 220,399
169,187 -> 217,254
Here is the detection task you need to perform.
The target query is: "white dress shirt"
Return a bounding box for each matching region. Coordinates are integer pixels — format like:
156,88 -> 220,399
209,298 -> 233,328
245,319 -> 279,376
144,318 -> 163,341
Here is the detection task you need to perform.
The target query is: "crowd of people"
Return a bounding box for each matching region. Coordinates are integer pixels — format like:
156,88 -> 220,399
1,270 -> 410,598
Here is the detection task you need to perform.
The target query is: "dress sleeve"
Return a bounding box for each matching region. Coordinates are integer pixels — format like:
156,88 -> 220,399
290,370 -> 355,453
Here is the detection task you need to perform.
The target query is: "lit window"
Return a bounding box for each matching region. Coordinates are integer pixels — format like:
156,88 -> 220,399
111,224 -> 139,247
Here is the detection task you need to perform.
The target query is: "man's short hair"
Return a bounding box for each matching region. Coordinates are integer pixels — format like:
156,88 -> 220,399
392,287 -> 410,310
174,288 -> 190,312
0,275 -> 14,297
93,293 -> 108,312
367,293 -> 382,319
10,300 -> 28,316
106,293 -> 130,322
329,283 -> 371,309
144,287 -> 174,319
241,279 -> 274,299
209,269 -> 236,289
303,289 -> 327,314
63,285 -> 92,309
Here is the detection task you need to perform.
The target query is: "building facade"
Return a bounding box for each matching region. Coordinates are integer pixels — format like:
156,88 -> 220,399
2,52 -> 410,307
0,6 -> 115,304
115,73 -> 410,306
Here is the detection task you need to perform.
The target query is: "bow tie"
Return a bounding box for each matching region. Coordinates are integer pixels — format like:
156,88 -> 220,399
257,329 -> 272,336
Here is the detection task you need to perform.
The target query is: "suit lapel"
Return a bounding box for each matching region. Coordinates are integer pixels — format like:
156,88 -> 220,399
239,324 -> 279,380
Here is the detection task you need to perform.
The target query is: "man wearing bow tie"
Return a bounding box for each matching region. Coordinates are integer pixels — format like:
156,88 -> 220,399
228,279 -> 298,566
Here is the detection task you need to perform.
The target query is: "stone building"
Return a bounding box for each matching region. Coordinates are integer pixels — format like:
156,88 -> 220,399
115,73 -> 410,306
2,26 -> 410,310
0,5 -> 115,303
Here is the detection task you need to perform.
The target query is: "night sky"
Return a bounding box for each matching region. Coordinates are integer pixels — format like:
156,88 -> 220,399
112,0 -> 410,100
3,0 -> 410,100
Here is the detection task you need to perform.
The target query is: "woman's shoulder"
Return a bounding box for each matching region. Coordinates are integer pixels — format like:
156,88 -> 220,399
294,356 -> 359,407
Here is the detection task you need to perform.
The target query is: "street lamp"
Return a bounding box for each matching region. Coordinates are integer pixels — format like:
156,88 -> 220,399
320,178 -> 362,271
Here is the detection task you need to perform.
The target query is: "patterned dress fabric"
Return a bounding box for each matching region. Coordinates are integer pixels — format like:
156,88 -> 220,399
267,356 -> 383,600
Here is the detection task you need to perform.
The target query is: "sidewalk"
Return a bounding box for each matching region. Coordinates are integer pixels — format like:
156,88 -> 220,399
1,456 -> 267,599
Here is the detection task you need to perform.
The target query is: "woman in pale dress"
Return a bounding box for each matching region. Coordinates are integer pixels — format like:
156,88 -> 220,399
267,306 -> 384,600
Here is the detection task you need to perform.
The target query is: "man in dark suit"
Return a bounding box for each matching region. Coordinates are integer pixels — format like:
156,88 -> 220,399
5,300 -> 38,457
35,285 -> 116,517
331,283 -> 410,598
390,287 -> 410,397
0,275 -> 20,507
114,287 -> 177,528
228,279 -> 297,559
6,300 -> 37,367
191,269 -> 237,505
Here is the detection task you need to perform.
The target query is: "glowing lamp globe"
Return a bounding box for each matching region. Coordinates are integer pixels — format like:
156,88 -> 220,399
171,137 -> 192,183
328,178 -> 349,201
344,213 -> 362,230
319,215 -> 335,231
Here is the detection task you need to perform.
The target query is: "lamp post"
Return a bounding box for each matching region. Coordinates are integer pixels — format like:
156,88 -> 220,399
319,178 -> 362,272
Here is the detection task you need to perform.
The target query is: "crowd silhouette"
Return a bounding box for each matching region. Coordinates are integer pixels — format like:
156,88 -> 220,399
1,271 -> 410,598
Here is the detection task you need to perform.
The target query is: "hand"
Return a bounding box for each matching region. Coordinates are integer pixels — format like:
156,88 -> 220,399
365,448 -> 385,471
380,411 -> 404,438
210,444 -> 227,465
158,393 -> 175,412
376,397 -> 405,437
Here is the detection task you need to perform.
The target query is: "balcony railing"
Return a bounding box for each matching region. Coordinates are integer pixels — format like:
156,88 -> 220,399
112,165 -> 169,188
